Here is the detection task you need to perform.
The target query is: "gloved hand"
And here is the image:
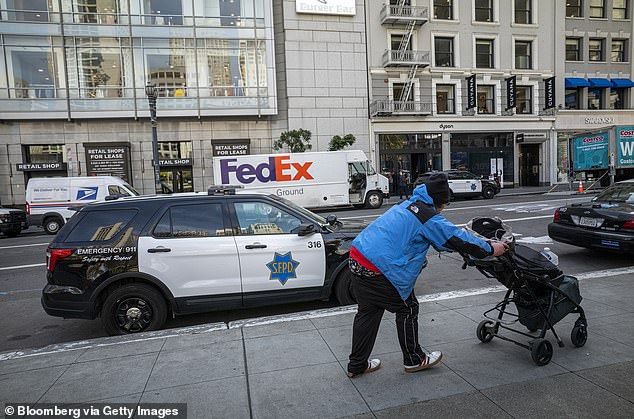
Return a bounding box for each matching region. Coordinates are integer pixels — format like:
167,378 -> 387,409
491,242 -> 510,257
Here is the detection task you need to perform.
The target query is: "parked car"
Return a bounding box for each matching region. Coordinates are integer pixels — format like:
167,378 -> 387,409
414,171 -> 500,200
42,187 -> 365,335
0,206 -> 28,237
548,180 -> 634,251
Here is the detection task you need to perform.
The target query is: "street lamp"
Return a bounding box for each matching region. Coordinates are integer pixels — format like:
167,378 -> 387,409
145,82 -> 162,194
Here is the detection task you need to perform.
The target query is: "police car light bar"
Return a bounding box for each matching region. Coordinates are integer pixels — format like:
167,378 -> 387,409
207,185 -> 244,195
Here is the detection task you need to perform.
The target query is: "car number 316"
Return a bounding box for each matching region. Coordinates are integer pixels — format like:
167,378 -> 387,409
307,241 -> 322,248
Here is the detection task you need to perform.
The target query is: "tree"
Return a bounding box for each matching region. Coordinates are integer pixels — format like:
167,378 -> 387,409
273,129 -> 312,152
328,133 -> 356,151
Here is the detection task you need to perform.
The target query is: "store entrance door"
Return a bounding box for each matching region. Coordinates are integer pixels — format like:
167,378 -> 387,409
519,144 -> 540,186
159,167 -> 194,194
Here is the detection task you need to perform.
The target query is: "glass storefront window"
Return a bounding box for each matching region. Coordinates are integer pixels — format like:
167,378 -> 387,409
557,133 -> 570,183
193,0 -> 265,26
24,144 -> 65,163
610,88 -> 626,109
8,48 -> 57,98
201,39 -> 266,98
142,0 -> 182,25
3,0 -> 56,22
450,133 -> 514,183
142,39 -> 195,97
157,141 -> 192,159
70,0 -> 120,24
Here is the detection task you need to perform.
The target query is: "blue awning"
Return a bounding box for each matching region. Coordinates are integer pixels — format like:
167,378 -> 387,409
588,78 -> 612,88
611,78 -> 634,88
565,78 -> 590,87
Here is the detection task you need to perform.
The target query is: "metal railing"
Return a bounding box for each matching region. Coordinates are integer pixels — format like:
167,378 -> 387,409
382,49 -> 430,67
380,4 -> 428,22
370,99 -> 432,116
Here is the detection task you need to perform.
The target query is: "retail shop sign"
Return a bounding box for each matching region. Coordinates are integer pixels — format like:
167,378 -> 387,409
16,162 -> 67,171
296,0 -> 356,16
616,126 -> 634,168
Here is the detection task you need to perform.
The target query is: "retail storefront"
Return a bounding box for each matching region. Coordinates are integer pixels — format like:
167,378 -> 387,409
449,132 -> 515,186
157,141 -> 194,194
17,145 -> 68,182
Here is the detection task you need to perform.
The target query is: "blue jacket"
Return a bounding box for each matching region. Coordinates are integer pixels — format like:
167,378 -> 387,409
351,184 -> 493,300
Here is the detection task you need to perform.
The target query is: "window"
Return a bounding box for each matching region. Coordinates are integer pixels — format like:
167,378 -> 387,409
565,88 -> 580,109
515,41 -> 532,69
589,0 -> 604,17
204,39 -> 267,98
157,141 -> 192,159
434,37 -> 454,67
514,0 -> 532,23
610,89 -> 626,109
73,37 -> 125,99
588,88 -> 604,109
108,185 -> 130,196
612,40 -> 627,62
566,0 -> 583,17
589,39 -> 605,61
153,204 -> 225,238
475,39 -> 494,68
434,0 -> 453,19
142,0 -> 183,25
72,0 -> 120,24
392,82 -> 414,102
24,145 -> 65,163
436,84 -> 455,114
390,34 -> 411,51
146,53 -> 187,97
10,49 -> 57,99
233,202 -> 302,235
477,85 -> 495,114
613,0 -> 629,18
67,210 -> 136,242
566,38 -> 582,61
516,86 -> 532,114
5,0 -> 54,22
474,0 -> 493,21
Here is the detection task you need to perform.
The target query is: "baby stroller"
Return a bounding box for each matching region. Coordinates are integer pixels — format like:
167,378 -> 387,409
460,217 -> 587,366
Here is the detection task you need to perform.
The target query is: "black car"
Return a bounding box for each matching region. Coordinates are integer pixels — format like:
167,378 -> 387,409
548,180 -> 634,252
414,171 -> 500,200
0,206 -> 28,237
42,187 -> 364,335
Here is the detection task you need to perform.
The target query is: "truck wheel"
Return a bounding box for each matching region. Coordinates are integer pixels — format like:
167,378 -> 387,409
365,191 -> 383,209
101,283 -> 168,335
44,217 -> 63,235
483,187 -> 495,199
334,267 -> 356,306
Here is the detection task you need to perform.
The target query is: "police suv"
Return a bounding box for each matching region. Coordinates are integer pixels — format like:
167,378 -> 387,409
42,187 -> 363,335
414,171 -> 500,200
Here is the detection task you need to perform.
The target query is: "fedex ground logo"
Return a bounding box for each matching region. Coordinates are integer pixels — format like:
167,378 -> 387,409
220,156 -> 314,184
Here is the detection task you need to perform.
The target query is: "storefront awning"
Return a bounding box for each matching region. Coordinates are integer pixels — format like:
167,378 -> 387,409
565,78 -> 590,87
611,78 -> 634,88
587,78 -> 612,88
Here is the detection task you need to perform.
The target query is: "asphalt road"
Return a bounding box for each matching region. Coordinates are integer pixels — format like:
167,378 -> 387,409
1,192 -> 631,352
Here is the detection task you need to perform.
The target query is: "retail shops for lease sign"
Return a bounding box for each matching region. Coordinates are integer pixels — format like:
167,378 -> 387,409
213,141 -> 250,157
85,143 -> 132,183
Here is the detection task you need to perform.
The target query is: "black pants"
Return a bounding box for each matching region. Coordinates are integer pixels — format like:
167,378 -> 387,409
348,274 -> 426,374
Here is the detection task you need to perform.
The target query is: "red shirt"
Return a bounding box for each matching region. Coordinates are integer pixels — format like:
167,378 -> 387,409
350,246 -> 380,273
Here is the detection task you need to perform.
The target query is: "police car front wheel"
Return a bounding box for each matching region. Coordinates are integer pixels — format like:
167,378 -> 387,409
101,283 -> 168,335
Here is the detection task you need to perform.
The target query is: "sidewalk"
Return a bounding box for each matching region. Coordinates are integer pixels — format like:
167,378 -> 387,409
2,273 -> 634,418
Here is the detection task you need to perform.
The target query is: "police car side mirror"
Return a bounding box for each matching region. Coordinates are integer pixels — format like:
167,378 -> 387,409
298,223 -> 316,236
326,214 -> 338,225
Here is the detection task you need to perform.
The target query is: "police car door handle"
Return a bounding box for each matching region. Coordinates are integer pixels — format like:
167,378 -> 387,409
148,247 -> 171,253
245,244 -> 267,249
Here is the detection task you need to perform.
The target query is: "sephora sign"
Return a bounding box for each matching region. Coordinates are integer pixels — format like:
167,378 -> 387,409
296,0 -> 356,16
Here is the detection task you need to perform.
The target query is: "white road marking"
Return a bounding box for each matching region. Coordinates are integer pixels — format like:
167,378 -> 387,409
455,215 -> 553,227
0,288 -> 41,295
3,264 -> 633,361
0,263 -> 45,271
0,242 -> 49,250
514,236 -> 554,245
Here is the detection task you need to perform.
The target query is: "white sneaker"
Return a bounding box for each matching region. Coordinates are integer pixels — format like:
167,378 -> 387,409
404,351 -> 443,373
347,358 -> 381,378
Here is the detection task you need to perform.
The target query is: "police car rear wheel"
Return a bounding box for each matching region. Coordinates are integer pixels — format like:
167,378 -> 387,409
101,283 -> 167,335
334,267 -> 356,305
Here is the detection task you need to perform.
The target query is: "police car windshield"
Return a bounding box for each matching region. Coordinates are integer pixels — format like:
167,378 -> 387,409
594,183 -> 634,203
270,196 -> 327,224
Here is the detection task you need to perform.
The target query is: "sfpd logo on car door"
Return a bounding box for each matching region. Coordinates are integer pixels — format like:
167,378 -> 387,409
266,252 -> 300,285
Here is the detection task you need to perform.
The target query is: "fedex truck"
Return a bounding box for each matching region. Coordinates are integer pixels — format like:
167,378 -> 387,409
212,150 -> 390,209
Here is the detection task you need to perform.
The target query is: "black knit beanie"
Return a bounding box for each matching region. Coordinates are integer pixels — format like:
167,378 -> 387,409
423,173 -> 451,206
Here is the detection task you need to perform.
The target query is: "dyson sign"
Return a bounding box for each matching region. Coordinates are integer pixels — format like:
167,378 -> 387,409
219,156 -> 314,184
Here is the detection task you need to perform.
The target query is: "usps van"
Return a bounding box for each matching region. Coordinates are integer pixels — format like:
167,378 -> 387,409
212,150 -> 390,209
26,176 -> 139,234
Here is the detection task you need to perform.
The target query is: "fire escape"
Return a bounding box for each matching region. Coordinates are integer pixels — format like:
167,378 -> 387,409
371,1 -> 430,117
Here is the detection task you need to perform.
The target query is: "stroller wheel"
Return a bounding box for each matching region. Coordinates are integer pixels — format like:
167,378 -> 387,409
530,339 -> 553,366
571,324 -> 588,348
476,320 -> 495,343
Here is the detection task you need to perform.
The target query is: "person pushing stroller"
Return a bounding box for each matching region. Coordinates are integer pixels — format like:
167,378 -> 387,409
347,173 -> 509,377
